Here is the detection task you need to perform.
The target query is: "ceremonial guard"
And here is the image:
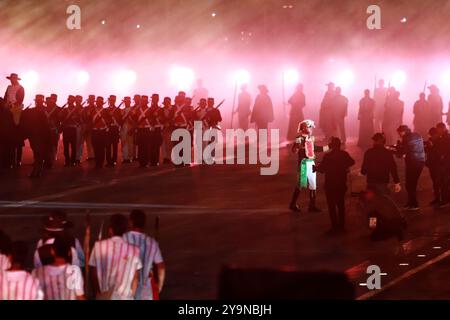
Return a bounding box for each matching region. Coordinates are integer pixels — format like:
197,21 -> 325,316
235,84 -> 252,131
383,90 -> 404,145
357,89 -> 375,149
133,95 -> 152,168
251,85 -> 273,130
74,95 -> 85,164
44,96 -> 61,167
173,95 -> 191,165
90,96 -> 108,168
289,120 -> 329,213
105,95 -> 122,167
319,82 -> 336,140
287,84 -> 306,141
161,97 -> 174,164
131,95 -> 141,161
148,94 -> 163,166
60,95 -> 81,167
373,79 -> 387,132
427,85 -> 443,126
82,95 -> 96,161
413,92 -> 430,138
120,97 -> 135,164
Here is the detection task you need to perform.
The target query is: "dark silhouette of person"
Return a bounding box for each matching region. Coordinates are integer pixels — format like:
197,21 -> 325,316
413,92 -> 430,138
434,123 -> 450,207
383,90 -> 404,145
357,89 -> 375,149
425,127 -> 446,207
332,87 -> 348,145
373,79 -> 387,132
286,84 -> 306,141
319,82 -> 335,140
427,85 -> 443,126
316,137 -> 355,233
250,85 -> 273,130
235,84 -> 252,130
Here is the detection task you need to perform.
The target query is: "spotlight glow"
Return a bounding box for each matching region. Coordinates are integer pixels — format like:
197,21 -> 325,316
169,66 -> 195,91
391,70 -> 407,88
441,69 -> 450,85
233,69 -> 251,85
76,70 -> 90,86
283,69 -> 300,85
113,69 -> 137,93
336,69 -> 355,87
22,70 -> 39,89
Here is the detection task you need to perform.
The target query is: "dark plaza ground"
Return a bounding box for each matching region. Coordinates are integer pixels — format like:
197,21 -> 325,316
0,140 -> 448,299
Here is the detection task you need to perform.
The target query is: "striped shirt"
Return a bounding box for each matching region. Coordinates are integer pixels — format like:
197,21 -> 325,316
0,270 -> 44,300
0,254 -> 10,271
34,238 -> 85,268
89,236 -> 142,300
32,264 -> 84,300
123,231 -> 163,300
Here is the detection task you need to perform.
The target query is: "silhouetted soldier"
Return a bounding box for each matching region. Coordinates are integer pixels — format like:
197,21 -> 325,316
3,73 -> 24,109
357,89 -> 375,149
427,85 -> 443,126
60,95 -> 80,167
44,96 -> 61,168
332,87 -> 348,145
425,127 -> 444,206
316,137 -> 355,233
75,95 -> 84,164
21,94 -> 52,178
161,97 -> 174,164
396,125 -> 425,210
373,79 -> 387,132
319,82 -> 335,140
435,123 -> 450,207
134,95 -> 151,168
251,85 -> 273,130
287,84 -> 305,141
120,97 -> 134,164
383,90 -> 404,145
90,96 -> 108,169
148,94 -> 163,166
82,95 -> 96,161
236,84 -> 252,130
413,92 -> 430,138
105,95 -> 122,167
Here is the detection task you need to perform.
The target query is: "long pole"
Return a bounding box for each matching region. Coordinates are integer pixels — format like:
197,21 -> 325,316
230,81 -> 238,128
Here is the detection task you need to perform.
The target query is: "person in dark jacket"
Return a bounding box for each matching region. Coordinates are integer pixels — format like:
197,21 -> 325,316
361,133 -> 401,195
250,85 -> 273,130
396,125 -> 425,210
316,137 -> 355,233
425,127 -> 445,206
435,123 -> 450,206
20,94 -> 52,178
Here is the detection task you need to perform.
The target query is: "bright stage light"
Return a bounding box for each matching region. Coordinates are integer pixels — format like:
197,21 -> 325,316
169,66 -> 195,91
336,69 -> 355,87
390,70 -> 407,88
22,70 -> 39,89
112,69 -> 137,92
283,69 -> 300,85
76,70 -> 90,86
233,69 -> 250,85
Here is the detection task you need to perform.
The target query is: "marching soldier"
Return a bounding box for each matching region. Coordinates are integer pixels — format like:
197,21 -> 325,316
60,95 -> 81,167
148,94 -> 163,166
120,97 -> 135,164
161,97 -> 174,164
90,96 -> 108,168
133,95 -> 152,168
105,95 -> 122,167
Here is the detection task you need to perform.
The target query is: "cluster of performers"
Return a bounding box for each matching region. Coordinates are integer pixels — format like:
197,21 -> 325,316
0,73 -> 222,177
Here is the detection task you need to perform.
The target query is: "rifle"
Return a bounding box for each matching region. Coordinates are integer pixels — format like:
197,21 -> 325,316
200,99 -> 225,121
422,81 -> 428,94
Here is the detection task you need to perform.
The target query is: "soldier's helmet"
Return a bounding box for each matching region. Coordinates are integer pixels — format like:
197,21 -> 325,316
298,119 -> 315,133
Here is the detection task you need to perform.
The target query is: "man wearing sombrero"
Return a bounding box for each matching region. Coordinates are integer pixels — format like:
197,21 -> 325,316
289,119 -> 329,213
3,73 -> 25,108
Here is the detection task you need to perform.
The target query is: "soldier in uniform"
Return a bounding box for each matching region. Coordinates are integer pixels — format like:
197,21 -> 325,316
82,95 -> 96,162
383,90 -> 404,146
427,85 -> 443,126
373,79 -> 388,132
74,95 -> 85,164
148,94 -> 163,166
132,95 -> 141,161
413,92 -> 430,138
289,120 -> 329,213
287,84 -> 306,141
105,95 -> 122,167
319,83 -> 336,140
20,94 -> 52,178
90,96 -> 108,168
120,97 -> 134,164
44,96 -> 61,168
161,97 -> 174,164
60,95 -> 81,167
332,87 -> 348,145
133,95 -> 152,168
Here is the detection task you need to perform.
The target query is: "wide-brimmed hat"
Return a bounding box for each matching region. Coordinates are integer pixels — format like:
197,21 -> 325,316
6,73 -> 21,80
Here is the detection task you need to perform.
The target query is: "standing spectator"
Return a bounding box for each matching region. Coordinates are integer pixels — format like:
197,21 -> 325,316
123,210 -> 166,300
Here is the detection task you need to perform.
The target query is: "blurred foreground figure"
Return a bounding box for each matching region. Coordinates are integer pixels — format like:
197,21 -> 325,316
319,82 -> 335,140
357,89 -> 375,149
316,137 -> 355,233
89,214 -> 142,300
251,85 -> 273,130
236,84 -> 252,130
373,79 -> 387,132
0,242 -> 44,300
287,84 -> 305,141
123,210 -> 165,300
413,92 -> 430,138
289,120 -> 329,213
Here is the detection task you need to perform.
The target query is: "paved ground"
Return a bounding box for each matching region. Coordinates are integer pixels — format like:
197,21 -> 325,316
0,139 -> 448,299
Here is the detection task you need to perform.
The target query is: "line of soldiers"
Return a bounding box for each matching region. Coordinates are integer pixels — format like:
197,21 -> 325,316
0,89 -> 222,177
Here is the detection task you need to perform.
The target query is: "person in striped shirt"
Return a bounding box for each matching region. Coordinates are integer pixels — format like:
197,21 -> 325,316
0,230 -> 11,271
123,210 -> 166,300
0,241 -> 44,300
32,236 -> 85,300
89,214 -> 142,300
